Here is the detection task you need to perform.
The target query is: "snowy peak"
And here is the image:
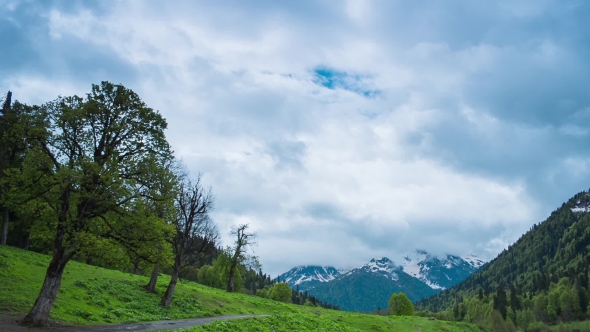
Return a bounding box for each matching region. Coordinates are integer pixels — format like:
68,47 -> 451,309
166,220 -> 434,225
345,257 -> 401,281
279,266 -> 340,291
462,254 -> 485,269
401,250 -> 485,290
402,250 -> 443,290
364,257 -> 397,272
279,250 -> 486,293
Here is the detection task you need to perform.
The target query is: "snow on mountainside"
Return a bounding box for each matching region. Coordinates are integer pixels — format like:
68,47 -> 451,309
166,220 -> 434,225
571,197 -> 590,213
279,266 -> 340,291
279,250 -> 486,294
462,254 -> 485,269
401,250 -> 484,290
346,257 -> 402,281
307,257 -> 438,312
402,250 -> 443,289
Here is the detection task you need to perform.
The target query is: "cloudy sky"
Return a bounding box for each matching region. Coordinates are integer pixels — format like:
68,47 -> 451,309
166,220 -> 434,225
2,0 -> 590,276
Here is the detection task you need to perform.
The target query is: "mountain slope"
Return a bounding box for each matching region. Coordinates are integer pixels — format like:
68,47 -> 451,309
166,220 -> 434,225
307,258 -> 438,312
401,250 -> 482,290
279,253 -> 484,312
417,190 -> 590,312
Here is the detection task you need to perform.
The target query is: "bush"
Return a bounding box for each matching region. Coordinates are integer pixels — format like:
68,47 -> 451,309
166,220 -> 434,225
527,321 -> 550,332
388,292 -> 414,316
268,283 -> 292,303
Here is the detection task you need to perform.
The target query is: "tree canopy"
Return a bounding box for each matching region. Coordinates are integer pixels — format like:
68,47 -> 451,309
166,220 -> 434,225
389,292 -> 414,316
3,82 -> 176,326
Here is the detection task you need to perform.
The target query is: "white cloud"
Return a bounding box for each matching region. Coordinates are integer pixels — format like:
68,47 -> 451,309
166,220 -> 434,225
2,0 -> 588,276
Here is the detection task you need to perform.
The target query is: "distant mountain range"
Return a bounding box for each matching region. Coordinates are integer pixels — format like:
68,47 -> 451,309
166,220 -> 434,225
278,250 -> 484,312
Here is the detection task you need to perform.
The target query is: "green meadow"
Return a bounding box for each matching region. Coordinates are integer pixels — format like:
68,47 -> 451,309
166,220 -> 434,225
0,245 -> 480,331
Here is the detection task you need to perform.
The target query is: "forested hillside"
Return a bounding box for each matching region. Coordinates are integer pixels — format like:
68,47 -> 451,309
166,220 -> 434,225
417,190 -> 590,330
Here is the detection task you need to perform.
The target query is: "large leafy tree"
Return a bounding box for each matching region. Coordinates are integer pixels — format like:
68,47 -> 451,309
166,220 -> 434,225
388,292 -> 414,316
6,82 -> 174,326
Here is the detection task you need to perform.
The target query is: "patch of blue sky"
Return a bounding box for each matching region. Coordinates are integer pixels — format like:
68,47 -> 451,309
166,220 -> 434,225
312,67 -> 380,98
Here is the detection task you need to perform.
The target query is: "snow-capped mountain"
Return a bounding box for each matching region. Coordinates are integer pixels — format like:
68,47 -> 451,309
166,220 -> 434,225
279,266 -> 340,291
279,250 -> 486,312
305,256 -> 437,312
344,257 -> 402,281
401,250 -> 483,290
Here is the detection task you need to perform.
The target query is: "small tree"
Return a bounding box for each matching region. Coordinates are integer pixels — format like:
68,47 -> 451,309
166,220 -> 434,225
269,283 -> 292,303
226,224 -> 256,292
389,292 -> 414,316
161,176 -> 218,307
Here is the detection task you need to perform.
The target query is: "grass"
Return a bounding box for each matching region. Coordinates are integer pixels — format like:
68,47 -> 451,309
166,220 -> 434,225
0,245 -> 482,331
172,312 -> 483,332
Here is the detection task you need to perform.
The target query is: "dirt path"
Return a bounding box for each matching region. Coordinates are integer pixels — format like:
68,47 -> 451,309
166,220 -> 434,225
0,313 -> 269,332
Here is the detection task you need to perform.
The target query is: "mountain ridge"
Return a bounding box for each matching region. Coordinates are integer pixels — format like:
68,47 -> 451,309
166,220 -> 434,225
278,250 -> 484,312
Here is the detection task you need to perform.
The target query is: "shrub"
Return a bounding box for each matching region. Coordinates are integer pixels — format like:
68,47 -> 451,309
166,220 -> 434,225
388,293 -> 414,316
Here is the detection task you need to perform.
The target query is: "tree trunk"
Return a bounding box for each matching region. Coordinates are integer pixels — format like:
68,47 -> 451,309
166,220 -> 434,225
161,268 -> 179,308
20,251 -> 70,326
1,207 -> 8,245
144,264 -> 159,293
226,262 -> 237,292
23,234 -> 30,250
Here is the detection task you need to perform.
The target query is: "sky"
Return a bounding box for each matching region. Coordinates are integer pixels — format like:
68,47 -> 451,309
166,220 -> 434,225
1,0 -> 590,276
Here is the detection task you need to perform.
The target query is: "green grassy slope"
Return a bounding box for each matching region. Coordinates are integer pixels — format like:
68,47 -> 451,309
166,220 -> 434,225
0,245 -> 481,331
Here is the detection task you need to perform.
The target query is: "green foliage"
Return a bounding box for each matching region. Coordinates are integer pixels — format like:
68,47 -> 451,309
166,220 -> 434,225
516,308 -> 535,332
197,253 -> 244,292
533,293 -> 549,323
489,310 -> 515,332
268,283 -> 292,303
2,82 -> 176,275
388,293 -> 414,316
178,313 -> 362,332
547,320 -> 590,331
463,297 -> 492,328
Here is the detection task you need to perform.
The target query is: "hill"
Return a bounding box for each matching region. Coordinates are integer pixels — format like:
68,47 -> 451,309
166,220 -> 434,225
0,245 -> 480,331
416,190 -> 590,328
